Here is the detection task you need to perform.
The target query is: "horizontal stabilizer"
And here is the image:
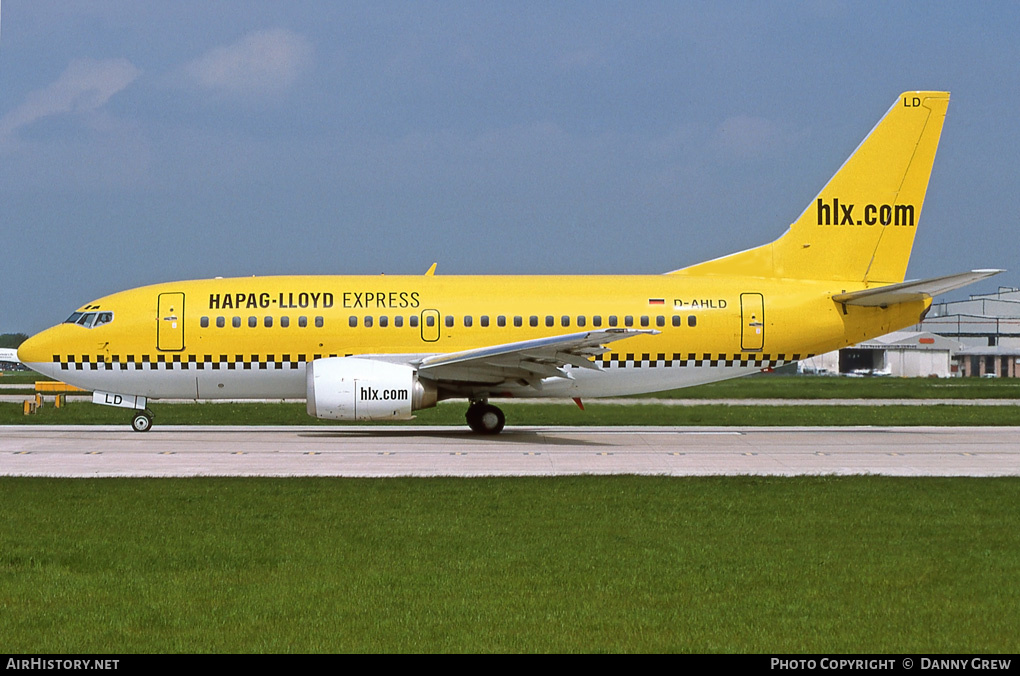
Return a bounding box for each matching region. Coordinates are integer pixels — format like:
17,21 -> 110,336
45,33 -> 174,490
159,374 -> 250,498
832,269 -> 1003,307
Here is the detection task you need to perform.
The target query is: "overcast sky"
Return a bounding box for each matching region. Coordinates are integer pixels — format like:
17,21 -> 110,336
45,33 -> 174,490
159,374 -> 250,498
2,1 -> 1018,333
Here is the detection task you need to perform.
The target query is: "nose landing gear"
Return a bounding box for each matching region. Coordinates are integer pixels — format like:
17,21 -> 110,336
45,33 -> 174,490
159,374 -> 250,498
131,409 -> 154,433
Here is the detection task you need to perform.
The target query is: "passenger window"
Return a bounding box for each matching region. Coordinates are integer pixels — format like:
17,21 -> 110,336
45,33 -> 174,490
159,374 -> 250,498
514,316 -> 522,327
365,316 -> 374,328
232,317 -> 241,328
625,316 -> 634,327
656,316 -> 665,327
498,315 -> 507,327
464,316 -> 473,327
216,317 -> 225,328
394,316 -> 404,328
426,315 -> 435,327
688,315 -> 697,327
349,316 -> 358,328
609,316 -> 618,327
672,315 -> 682,327
593,316 -> 602,327
545,316 -> 554,327
561,316 -> 570,327
480,316 -> 489,327
379,316 -> 388,328
640,316 -> 649,327
410,316 -> 419,328
576,316 -> 586,327
299,316 -> 307,328
281,316 -> 290,328
201,317 -> 209,328
445,316 -> 454,328
529,316 -> 538,327
248,317 -> 257,328
315,317 -> 324,328
264,316 -> 273,328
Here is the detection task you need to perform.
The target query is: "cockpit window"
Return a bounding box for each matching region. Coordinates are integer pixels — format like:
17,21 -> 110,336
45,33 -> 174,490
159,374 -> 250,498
63,311 -> 114,329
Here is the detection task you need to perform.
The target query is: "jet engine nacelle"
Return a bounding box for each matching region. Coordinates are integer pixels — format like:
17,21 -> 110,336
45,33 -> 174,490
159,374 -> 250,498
306,357 -> 437,421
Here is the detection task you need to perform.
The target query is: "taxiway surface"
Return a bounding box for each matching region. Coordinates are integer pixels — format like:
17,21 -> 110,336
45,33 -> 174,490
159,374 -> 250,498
1,425 -> 1018,477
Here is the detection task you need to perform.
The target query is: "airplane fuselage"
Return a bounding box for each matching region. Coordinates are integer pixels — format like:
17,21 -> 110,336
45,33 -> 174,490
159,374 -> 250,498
21,273 -> 927,401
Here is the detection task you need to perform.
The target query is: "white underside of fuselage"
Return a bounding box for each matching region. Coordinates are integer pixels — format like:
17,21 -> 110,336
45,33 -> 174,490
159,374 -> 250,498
25,356 -> 787,402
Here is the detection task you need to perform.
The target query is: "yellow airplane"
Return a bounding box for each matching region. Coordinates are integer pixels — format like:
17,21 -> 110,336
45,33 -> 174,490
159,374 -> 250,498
18,91 -> 1001,433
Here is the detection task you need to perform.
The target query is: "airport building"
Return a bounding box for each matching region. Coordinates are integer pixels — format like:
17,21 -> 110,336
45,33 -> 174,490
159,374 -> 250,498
0,347 -> 24,371
913,286 -> 1020,378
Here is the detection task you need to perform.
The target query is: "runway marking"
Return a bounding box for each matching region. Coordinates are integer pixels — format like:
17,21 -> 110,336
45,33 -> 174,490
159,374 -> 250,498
638,431 -> 744,436
159,452 -> 175,455
815,452 -> 828,456
304,452 -> 320,455
743,452 -> 758,456
597,452 -> 614,456
524,452 -> 541,456
232,451 -> 246,455
378,452 -> 394,456
14,451 -> 30,455
451,452 -> 467,456
85,451 -> 102,455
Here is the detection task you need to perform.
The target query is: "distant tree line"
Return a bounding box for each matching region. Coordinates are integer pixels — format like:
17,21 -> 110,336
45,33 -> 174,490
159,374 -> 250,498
0,333 -> 28,349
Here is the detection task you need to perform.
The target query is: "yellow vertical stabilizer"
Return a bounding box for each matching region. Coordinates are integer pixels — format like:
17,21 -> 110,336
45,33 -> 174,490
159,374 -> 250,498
673,91 -> 950,284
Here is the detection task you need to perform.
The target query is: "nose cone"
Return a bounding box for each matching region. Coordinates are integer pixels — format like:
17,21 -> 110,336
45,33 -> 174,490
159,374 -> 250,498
17,326 -> 64,378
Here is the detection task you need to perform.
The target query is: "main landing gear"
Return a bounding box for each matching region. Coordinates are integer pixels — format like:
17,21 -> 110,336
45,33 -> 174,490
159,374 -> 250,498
465,401 -> 505,435
131,409 -> 154,433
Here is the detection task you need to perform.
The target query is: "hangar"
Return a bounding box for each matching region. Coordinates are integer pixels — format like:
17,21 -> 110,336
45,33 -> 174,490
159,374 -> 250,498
799,331 -> 958,377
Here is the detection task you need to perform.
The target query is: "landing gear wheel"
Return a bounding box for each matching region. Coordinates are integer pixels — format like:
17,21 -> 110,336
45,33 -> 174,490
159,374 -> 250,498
131,409 -> 153,433
466,403 -> 505,435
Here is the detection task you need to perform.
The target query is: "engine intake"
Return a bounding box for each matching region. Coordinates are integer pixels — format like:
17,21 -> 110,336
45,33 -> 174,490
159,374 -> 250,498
306,357 -> 437,421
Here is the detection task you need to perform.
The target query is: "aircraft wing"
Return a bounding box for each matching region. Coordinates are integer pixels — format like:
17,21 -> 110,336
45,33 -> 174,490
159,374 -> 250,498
832,269 -> 1004,307
416,328 -> 657,386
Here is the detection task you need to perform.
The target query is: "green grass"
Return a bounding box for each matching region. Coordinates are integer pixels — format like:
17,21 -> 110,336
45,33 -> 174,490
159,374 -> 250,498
0,371 -> 52,385
1,477 -> 1017,653
646,374 -> 1020,399
4,400 -> 1020,427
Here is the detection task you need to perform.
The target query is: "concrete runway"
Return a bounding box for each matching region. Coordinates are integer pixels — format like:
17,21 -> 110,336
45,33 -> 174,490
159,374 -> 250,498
1,425 -> 1018,477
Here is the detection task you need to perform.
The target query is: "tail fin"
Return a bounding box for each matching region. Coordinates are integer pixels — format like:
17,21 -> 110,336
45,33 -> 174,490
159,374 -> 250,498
674,91 -> 950,284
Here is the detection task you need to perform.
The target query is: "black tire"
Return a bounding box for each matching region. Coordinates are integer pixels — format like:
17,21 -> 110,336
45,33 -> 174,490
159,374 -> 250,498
466,403 -> 505,435
131,410 -> 153,433
465,405 -> 481,432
